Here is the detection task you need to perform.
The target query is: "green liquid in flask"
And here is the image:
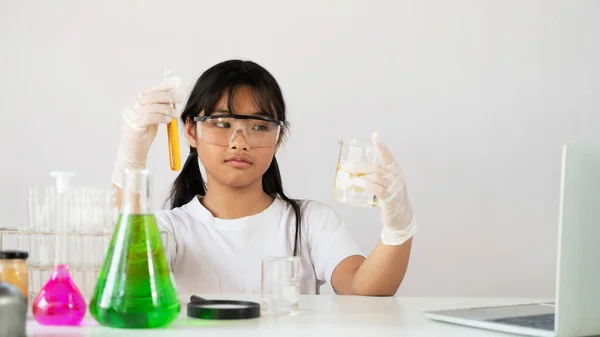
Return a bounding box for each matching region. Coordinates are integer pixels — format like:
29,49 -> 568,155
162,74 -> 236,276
90,169 -> 180,329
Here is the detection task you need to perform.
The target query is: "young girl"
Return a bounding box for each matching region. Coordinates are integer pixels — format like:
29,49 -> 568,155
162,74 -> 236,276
111,60 -> 417,296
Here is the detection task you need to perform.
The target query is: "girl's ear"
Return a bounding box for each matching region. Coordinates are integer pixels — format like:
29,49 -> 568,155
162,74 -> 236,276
185,118 -> 198,148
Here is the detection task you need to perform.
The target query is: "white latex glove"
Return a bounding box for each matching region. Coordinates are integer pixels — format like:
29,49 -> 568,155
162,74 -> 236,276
343,132 -> 417,246
111,76 -> 183,188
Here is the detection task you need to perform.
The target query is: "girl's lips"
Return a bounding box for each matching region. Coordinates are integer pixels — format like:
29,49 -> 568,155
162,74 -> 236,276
225,155 -> 252,168
225,160 -> 251,168
225,155 -> 251,163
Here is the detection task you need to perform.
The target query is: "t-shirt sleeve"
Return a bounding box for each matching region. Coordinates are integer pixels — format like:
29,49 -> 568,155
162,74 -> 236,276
305,201 -> 364,287
154,210 -> 179,271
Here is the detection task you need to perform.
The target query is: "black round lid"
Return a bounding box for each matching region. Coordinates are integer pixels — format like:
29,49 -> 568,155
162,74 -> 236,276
186,295 -> 261,320
0,250 -> 29,259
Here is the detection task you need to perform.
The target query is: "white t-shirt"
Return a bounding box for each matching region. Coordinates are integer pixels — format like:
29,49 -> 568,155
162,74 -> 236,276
155,196 -> 364,295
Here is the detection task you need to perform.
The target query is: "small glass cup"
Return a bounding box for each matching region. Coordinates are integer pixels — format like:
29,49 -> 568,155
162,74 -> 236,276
333,137 -> 380,207
261,256 -> 300,315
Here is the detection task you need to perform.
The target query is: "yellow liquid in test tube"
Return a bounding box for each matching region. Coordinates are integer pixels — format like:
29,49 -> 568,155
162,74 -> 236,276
165,66 -> 181,171
167,118 -> 181,171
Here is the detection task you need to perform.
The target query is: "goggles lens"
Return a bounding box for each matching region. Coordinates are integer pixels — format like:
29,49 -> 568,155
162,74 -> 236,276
194,115 -> 282,148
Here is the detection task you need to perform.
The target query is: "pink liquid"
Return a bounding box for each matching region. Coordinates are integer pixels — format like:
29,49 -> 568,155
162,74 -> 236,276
32,264 -> 86,326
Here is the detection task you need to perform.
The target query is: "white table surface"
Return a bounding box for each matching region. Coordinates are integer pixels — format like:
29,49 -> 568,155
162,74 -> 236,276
26,294 -> 551,337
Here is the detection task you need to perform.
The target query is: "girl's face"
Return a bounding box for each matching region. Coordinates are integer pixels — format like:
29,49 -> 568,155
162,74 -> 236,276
185,85 -> 281,189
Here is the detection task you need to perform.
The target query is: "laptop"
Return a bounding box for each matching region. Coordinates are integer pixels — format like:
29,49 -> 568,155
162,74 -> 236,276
423,142 -> 600,337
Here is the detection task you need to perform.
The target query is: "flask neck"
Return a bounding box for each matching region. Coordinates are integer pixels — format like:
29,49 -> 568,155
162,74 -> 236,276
50,264 -> 71,280
121,169 -> 152,215
122,190 -> 151,214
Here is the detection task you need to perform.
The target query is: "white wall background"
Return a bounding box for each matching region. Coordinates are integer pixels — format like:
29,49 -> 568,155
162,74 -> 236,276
1,0 -> 599,297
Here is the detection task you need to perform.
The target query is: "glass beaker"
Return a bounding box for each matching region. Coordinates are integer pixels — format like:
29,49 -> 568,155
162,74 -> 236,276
261,256 -> 301,315
89,168 -> 180,329
332,137 -> 380,207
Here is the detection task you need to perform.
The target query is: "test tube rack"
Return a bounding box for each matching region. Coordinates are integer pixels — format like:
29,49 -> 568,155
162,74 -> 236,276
2,174 -> 171,319
0,226 -> 112,317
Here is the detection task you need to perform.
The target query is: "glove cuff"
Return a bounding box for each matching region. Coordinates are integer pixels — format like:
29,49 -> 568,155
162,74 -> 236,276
111,144 -> 146,188
380,217 -> 417,246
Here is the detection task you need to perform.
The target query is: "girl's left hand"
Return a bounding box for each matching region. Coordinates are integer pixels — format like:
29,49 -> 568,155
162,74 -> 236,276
342,132 -> 417,245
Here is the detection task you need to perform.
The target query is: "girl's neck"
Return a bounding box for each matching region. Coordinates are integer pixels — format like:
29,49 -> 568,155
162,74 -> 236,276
201,178 -> 275,220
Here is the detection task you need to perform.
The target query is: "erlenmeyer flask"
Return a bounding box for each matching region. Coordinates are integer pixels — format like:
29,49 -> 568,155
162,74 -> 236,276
89,168 -> 180,329
32,173 -> 86,326
32,264 -> 86,325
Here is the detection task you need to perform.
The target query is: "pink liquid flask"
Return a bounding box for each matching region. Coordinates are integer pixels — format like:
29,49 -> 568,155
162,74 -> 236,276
32,172 -> 86,326
32,264 -> 86,325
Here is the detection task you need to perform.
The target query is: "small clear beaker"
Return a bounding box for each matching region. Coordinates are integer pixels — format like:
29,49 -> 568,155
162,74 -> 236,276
261,256 -> 300,315
333,137 -> 380,207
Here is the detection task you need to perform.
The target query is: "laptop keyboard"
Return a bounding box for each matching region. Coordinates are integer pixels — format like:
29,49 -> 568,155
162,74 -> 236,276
488,313 -> 555,331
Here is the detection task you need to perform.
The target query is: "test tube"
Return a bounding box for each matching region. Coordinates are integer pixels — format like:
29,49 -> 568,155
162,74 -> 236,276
164,66 -> 181,171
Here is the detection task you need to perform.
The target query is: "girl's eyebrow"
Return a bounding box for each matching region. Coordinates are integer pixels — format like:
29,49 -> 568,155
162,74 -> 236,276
252,111 -> 271,117
213,109 -> 270,117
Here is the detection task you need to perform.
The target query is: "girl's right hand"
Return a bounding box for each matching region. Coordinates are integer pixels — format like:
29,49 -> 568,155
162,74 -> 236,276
111,76 -> 183,188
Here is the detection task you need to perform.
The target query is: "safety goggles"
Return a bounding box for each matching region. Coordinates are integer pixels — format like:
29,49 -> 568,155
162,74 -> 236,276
193,115 -> 284,148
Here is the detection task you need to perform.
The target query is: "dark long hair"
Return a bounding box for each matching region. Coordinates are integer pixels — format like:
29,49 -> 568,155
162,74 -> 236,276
167,60 -> 303,255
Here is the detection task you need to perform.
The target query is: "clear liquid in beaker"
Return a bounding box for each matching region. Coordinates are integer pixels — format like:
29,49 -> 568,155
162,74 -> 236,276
332,137 -> 380,207
333,164 -> 379,207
